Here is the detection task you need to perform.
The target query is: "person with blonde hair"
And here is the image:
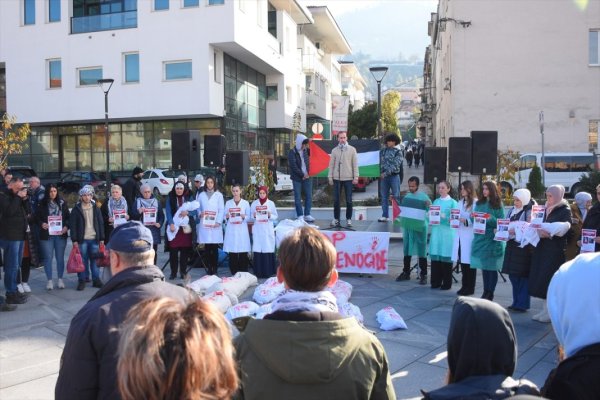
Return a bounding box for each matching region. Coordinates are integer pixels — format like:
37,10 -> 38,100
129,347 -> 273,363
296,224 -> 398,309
235,226 -> 395,400
117,297 -> 238,400
101,184 -> 130,240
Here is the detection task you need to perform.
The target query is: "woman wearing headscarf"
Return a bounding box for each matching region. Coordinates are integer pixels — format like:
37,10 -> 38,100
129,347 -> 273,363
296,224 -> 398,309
421,297 -> 539,399
165,181 -> 193,280
250,186 -> 278,278
131,183 -> 164,265
100,184 -> 129,240
565,191 -> 592,260
501,189 -> 536,313
452,180 -> 477,296
196,176 -> 224,276
542,252 -> 600,400
580,183 -> 600,253
529,185 -> 571,323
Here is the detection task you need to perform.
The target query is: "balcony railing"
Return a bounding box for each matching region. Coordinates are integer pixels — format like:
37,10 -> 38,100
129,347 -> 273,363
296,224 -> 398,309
71,10 -> 137,34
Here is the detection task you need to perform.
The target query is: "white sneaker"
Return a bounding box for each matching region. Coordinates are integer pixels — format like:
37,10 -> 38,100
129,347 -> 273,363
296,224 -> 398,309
347,219 -> 352,226
22,283 -> 31,293
331,219 -> 340,227
17,284 -> 25,294
304,215 -> 315,223
57,279 -> 65,289
46,280 -> 54,291
378,217 -> 389,222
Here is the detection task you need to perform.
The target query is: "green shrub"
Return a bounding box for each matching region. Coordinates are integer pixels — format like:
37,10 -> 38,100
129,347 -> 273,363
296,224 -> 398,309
526,164 -> 545,199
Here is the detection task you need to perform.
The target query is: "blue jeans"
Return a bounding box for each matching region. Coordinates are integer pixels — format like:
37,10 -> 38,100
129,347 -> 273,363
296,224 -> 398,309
482,270 -> 498,293
1,240 -> 24,294
333,180 -> 354,220
77,240 -> 100,282
509,274 -> 531,310
292,178 -> 312,217
41,236 -> 67,280
380,174 -> 401,218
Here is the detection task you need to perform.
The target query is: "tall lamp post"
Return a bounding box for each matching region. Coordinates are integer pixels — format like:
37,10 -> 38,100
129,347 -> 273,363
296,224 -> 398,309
369,66 -> 388,141
97,78 -> 114,200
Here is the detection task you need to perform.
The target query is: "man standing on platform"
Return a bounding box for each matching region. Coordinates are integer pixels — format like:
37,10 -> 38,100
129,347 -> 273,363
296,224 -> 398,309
288,134 -> 314,222
379,133 -> 403,222
396,176 -> 430,285
328,132 -> 358,227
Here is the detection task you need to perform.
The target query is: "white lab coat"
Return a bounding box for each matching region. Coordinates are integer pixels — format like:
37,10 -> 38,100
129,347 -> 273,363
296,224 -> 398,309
196,191 -> 224,244
250,199 -> 278,253
451,198 -> 476,264
223,198 -> 251,253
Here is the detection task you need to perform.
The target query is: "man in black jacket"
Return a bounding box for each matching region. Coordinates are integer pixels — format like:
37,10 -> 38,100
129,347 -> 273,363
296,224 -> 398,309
0,177 -> 30,305
288,134 -> 314,222
122,166 -> 144,210
55,221 -> 193,400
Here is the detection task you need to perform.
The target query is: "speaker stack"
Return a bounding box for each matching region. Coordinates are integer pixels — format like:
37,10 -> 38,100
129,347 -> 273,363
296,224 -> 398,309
204,135 -> 226,167
448,137 -> 472,173
171,130 -> 201,170
424,147 -> 447,184
225,151 -> 249,186
470,131 -> 498,175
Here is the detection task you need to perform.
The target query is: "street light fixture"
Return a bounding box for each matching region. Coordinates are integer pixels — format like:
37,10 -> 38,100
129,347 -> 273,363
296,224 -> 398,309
97,78 -> 114,200
369,66 -> 388,141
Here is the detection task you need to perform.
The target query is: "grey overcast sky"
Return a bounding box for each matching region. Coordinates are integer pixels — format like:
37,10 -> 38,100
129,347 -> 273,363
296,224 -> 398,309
300,0 -> 438,60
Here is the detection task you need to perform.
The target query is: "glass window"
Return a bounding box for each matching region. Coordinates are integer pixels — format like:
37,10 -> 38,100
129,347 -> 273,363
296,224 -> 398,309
589,120 -> 599,152
165,61 -> 192,80
590,30 -> 599,66
184,0 -> 199,7
124,53 -> 139,83
48,59 -> 61,88
268,2 -> 277,38
24,0 -> 35,25
519,155 -> 536,171
155,0 -> 169,10
208,0 -> 224,4
266,85 -> 278,100
78,67 -> 102,86
49,0 -> 60,22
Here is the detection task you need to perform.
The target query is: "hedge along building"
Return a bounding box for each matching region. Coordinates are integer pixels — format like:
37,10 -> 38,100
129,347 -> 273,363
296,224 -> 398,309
0,0 -> 352,175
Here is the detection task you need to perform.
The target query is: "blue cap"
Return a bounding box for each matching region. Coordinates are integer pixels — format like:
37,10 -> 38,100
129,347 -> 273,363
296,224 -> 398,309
107,221 -> 153,253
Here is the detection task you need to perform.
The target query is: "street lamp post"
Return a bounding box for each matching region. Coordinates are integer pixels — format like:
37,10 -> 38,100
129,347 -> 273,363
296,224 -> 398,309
539,110 -> 545,187
369,66 -> 389,141
97,78 -> 114,200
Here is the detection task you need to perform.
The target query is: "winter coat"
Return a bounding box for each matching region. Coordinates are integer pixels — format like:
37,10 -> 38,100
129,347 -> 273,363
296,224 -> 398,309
122,177 -> 141,210
501,202 -> 534,277
234,312 -> 395,400
328,144 -> 359,182
100,199 -> 130,241
429,196 -> 458,262
35,198 -> 71,240
582,202 -> 600,253
55,266 -> 193,400
28,185 -> 45,214
69,202 -> 105,243
565,203 -> 584,261
451,198 -> 476,264
529,202 -> 571,299
422,375 -> 540,399
0,189 -> 30,241
380,146 -> 403,179
288,134 -> 310,182
542,343 -> 600,400
470,200 -> 506,271
130,197 -> 165,245
165,192 -> 193,248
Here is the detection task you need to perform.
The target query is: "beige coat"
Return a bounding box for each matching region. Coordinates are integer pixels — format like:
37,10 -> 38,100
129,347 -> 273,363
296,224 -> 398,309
328,144 -> 359,182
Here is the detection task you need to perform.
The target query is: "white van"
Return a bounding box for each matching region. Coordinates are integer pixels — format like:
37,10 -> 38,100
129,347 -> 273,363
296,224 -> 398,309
501,153 -> 596,196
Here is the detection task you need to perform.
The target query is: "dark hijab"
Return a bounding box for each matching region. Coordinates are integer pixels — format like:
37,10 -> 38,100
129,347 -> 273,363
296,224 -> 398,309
447,297 -> 517,383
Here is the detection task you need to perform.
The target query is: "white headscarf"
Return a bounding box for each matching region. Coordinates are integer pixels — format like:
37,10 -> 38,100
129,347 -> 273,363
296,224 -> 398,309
512,189 -> 531,213
574,192 -> 592,220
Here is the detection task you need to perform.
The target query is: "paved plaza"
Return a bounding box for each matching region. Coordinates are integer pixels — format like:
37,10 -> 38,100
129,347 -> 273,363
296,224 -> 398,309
0,237 -> 557,400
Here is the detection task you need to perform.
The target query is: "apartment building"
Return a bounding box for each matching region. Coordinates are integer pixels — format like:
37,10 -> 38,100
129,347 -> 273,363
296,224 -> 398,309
0,0 -> 351,174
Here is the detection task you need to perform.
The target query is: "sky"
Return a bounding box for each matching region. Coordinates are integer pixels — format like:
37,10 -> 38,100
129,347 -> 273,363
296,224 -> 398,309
299,0 -> 439,61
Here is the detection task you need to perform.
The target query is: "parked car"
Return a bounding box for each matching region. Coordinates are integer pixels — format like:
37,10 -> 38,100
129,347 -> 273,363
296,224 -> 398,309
39,171 -> 67,187
57,171 -> 106,193
141,169 -> 184,196
6,165 -> 37,188
274,171 -> 293,193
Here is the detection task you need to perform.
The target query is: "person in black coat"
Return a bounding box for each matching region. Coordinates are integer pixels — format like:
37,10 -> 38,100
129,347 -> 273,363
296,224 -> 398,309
529,185 -> 572,323
122,166 -> 144,210
580,183 -> 600,253
55,221 -> 193,400
130,183 -> 164,265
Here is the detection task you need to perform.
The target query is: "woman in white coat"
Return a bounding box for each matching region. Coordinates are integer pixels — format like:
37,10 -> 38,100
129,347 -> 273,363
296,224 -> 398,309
452,180 -> 477,296
196,176 -> 224,275
250,186 -> 278,278
223,184 -> 251,274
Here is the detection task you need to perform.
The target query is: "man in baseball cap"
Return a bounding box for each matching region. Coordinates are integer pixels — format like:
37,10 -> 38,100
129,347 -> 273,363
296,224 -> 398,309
56,220 -> 192,399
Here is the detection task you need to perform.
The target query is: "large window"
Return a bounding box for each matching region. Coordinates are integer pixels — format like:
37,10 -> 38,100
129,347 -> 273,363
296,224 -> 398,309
72,0 -> 137,34
266,85 -> 278,100
590,120 -> 599,152
24,0 -> 35,25
184,0 -> 199,7
590,30 -> 599,66
124,53 -> 139,83
155,0 -> 169,10
78,67 -> 102,86
209,0 -> 225,4
164,61 -> 192,81
267,2 -> 277,38
48,59 -> 61,88
48,0 -> 61,22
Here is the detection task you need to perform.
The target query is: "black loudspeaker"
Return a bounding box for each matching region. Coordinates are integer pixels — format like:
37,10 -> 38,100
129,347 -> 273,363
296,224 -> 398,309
448,137 -> 472,172
171,130 -> 201,170
424,147 -> 447,184
470,131 -> 498,175
204,135 -> 226,167
225,151 -> 249,185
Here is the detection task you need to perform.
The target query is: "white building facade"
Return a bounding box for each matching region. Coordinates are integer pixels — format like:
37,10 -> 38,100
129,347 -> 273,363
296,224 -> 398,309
421,0 -> 600,154
0,0 -> 350,174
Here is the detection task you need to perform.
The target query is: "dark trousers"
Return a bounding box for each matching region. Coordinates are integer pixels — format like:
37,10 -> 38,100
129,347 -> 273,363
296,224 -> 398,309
403,256 -> 428,276
460,263 -> 476,293
333,180 -> 354,220
431,260 -> 452,289
169,247 -> 191,278
17,257 -> 31,284
153,244 -> 158,266
229,252 -> 249,274
509,274 -> 531,310
203,244 -> 219,275
482,270 -> 499,294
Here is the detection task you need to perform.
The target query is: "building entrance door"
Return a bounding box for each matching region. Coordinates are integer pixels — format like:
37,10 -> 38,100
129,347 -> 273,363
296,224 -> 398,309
60,135 -> 91,172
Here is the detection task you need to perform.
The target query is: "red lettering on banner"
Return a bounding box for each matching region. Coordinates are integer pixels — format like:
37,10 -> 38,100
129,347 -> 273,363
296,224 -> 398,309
330,231 -> 346,248
336,250 -> 388,271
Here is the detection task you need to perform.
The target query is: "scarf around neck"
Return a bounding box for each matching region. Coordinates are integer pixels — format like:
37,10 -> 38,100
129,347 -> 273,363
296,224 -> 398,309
270,290 -> 338,314
48,199 -> 61,216
108,196 -> 127,216
137,197 -> 157,209
205,188 -> 215,200
258,186 -> 268,205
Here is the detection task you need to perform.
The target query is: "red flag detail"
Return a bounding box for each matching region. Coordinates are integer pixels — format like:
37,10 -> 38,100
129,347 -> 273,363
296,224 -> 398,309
392,197 -> 401,220
309,141 -> 331,176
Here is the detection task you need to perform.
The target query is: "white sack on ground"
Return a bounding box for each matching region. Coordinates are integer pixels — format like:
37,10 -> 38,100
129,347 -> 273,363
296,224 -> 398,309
376,306 -> 408,331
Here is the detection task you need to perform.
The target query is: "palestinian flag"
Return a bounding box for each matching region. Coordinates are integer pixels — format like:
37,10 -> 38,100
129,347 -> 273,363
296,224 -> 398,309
309,139 -> 380,178
398,193 -> 429,232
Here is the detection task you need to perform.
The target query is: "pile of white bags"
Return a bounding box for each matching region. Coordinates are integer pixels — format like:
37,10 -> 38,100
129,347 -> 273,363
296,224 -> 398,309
202,290 -> 238,313
326,279 -> 353,304
225,301 -> 260,321
187,274 -> 222,296
252,277 -> 286,304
